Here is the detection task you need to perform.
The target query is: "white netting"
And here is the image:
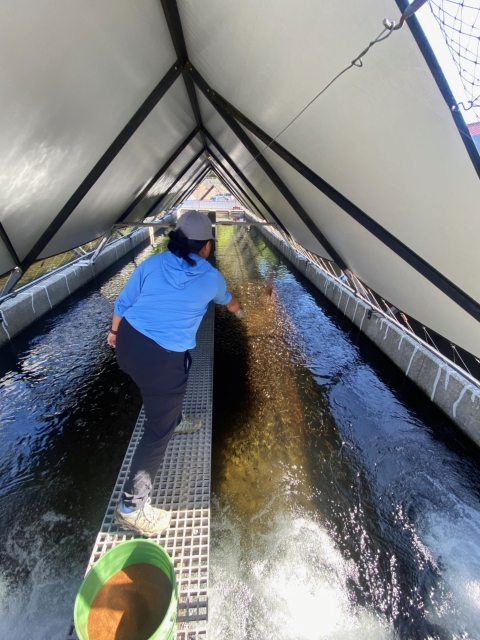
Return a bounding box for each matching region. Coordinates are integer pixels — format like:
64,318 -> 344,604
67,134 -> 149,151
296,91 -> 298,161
429,0 -> 480,118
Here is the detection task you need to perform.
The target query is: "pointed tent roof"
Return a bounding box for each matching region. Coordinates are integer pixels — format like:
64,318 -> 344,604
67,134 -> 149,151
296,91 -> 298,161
1,0 -> 480,357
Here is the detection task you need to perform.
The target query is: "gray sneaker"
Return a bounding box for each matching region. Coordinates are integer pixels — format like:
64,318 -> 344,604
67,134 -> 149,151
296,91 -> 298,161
114,498 -> 171,537
173,415 -> 203,435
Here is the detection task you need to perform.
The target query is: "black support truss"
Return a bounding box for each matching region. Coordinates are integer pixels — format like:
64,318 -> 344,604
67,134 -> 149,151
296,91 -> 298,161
188,64 -> 348,270
7,0 -> 477,329
117,126 -> 199,223
210,158 -> 256,215
189,64 -> 480,324
210,165 -> 251,211
212,169 -> 251,211
203,128 -> 285,229
160,0 -> 207,148
200,185 -> 215,201
209,156 -> 257,212
141,148 -> 206,220
168,165 -> 210,211
394,0 -> 480,181
185,168 -> 211,202
0,222 -> 20,267
20,61 -> 182,273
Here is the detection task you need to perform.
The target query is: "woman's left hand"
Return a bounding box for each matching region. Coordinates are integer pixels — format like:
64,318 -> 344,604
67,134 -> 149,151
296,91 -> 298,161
107,332 -> 117,348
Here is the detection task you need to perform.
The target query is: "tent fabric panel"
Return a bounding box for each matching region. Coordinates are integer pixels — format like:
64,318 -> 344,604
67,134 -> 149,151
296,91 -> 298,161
178,0 -> 257,112
162,159 -> 209,208
231,13 -> 480,301
185,0 -> 480,301
198,113 -> 273,222
221,128 -> 333,258
207,146 -> 272,222
154,158 -> 208,212
263,147 -> 480,358
38,80 -> 196,258
197,93 -> 232,150
209,153 -> 276,225
0,0 -> 175,263
125,139 -> 205,222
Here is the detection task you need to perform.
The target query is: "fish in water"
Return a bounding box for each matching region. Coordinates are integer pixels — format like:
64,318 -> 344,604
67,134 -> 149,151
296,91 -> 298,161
264,271 -> 275,296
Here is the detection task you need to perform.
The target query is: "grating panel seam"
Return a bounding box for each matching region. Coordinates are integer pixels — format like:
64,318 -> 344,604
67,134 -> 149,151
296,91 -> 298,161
67,303 -> 214,640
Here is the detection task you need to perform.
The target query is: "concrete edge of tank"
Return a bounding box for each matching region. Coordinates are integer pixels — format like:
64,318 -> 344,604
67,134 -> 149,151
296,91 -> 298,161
0,223 -> 165,348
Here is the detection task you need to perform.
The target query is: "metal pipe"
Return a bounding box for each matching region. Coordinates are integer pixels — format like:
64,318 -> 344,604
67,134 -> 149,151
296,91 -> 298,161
114,221 -> 276,229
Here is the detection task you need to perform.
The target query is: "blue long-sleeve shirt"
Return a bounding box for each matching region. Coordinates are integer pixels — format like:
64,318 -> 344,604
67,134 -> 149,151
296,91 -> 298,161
114,251 -> 232,351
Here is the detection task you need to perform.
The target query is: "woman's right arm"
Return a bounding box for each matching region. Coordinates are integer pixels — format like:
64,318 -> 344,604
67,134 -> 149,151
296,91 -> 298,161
214,272 -> 244,317
114,264 -> 144,317
107,313 -> 122,348
107,263 -> 145,347
225,297 -> 240,315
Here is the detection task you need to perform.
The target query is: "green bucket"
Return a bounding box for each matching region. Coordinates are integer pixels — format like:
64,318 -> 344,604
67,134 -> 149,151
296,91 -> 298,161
74,540 -> 177,640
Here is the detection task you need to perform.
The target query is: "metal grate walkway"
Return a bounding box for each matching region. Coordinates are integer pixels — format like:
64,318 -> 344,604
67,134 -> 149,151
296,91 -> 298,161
67,303 -> 214,640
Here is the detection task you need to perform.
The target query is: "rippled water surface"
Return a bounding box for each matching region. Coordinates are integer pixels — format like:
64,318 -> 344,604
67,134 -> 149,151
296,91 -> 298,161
210,227 -> 480,640
1,226 -> 479,639
0,236 -> 168,639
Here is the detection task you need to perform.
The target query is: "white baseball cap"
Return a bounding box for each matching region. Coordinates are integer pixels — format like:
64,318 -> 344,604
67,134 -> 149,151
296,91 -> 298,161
176,210 -> 213,241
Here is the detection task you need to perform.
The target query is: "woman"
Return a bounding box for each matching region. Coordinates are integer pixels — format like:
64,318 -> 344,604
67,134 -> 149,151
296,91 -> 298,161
107,210 -> 241,536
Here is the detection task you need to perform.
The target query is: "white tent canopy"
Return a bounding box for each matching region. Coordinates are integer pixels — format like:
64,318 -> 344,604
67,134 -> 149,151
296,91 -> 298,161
1,0 -> 479,357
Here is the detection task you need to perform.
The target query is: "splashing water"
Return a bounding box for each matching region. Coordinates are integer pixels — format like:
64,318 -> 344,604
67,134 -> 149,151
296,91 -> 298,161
0,236 -> 166,639
211,226 -> 480,639
0,226 -> 479,638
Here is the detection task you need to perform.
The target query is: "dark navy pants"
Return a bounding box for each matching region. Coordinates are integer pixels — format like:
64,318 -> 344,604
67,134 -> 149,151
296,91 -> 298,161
116,319 -> 191,510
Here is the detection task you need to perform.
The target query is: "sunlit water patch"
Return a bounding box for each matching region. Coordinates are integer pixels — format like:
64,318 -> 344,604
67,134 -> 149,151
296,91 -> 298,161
211,226 -> 480,639
1,225 -> 479,639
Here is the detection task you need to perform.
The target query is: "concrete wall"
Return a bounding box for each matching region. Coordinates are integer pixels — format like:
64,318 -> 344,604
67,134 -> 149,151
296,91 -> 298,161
255,223 -> 480,447
0,225 -> 160,348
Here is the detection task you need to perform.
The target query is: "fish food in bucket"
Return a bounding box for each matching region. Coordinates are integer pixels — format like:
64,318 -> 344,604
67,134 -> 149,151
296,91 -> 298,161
74,539 -> 177,640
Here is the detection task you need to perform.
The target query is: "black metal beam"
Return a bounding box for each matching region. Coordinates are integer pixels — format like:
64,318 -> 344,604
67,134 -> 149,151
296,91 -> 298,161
117,126 -> 199,223
0,222 -> 20,267
180,175 -> 208,205
211,161 -> 255,212
159,157 -> 207,212
211,167 -> 248,207
200,185 -> 215,201
184,168 -> 210,202
217,180 -> 252,215
208,158 -> 256,213
189,69 -> 347,269
142,148 -> 206,219
211,166 -> 250,211
203,127 -> 287,232
394,0 -> 480,180
21,61 -> 182,272
154,159 -> 207,215
164,174 -> 199,211
169,166 -> 210,211
191,65 -> 480,324
207,148 -> 269,222
159,0 -> 207,148
147,160 -> 204,217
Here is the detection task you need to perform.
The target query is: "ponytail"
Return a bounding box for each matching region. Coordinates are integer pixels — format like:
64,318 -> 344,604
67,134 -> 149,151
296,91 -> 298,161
167,229 -> 208,266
